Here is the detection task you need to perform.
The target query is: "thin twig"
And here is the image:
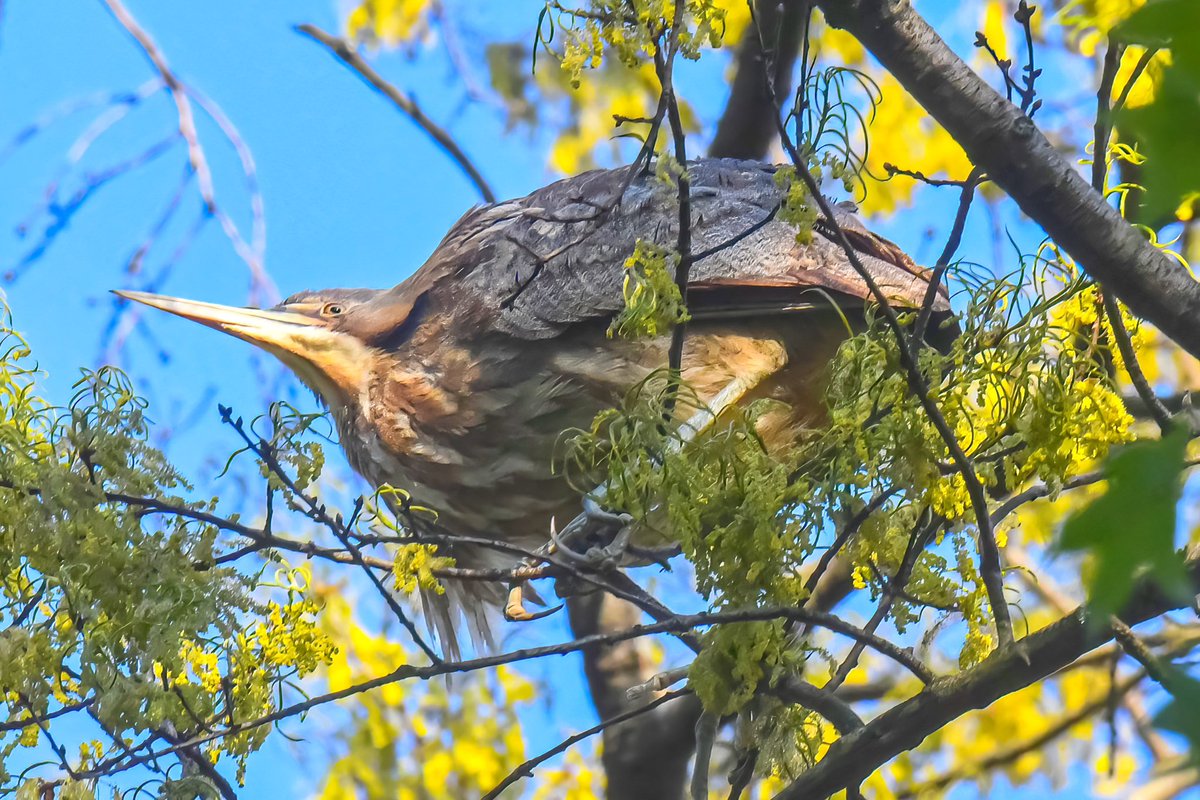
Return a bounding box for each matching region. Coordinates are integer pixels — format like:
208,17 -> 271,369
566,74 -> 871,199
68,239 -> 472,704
802,489 -> 896,597
480,689 -> 691,800
913,166 -> 985,343
0,699 -> 94,733
823,512 -> 939,693
74,599 -> 939,783
883,163 -> 971,187
102,0 -> 212,205
773,676 -> 864,735
755,5 -> 1014,648
1111,47 -> 1159,117
896,668 -> 1145,798
100,0 -> 272,296
296,24 -> 496,204
659,1 -> 693,383
218,405 -> 443,664
1110,618 -> 1171,687
1091,36 -> 1173,432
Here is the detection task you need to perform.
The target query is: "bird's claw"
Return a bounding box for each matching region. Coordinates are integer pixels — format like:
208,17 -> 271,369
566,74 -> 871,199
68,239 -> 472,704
585,521 -> 633,569
582,495 -> 631,528
553,502 -> 634,570
503,502 -> 634,626
504,584 -> 562,622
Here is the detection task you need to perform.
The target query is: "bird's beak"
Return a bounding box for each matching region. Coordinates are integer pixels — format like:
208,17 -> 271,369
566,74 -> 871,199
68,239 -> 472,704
116,289 -> 369,407
114,290 -> 324,352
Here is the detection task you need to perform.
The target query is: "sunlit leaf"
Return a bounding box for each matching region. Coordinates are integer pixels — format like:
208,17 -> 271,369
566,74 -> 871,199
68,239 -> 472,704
1115,0 -> 1200,221
1059,426 -> 1192,621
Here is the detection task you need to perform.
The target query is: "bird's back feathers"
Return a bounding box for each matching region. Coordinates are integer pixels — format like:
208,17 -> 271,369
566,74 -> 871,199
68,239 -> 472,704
386,159 -> 949,342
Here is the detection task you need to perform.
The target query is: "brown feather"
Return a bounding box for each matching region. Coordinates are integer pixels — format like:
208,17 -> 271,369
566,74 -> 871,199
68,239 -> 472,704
286,159 -> 955,654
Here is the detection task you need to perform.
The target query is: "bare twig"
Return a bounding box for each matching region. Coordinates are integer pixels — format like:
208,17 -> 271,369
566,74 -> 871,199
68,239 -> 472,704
1112,47 -> 1159,117
296,24 -> 496,204
754,5 -> 1013,648
913,165 -> 986,342
100,0 -> 273,297
101,0 -> 211,202
480,689 -> 691,800
1091,35 -> 1173,432
1110,618 -> 1171,687
218,405 -> 443,664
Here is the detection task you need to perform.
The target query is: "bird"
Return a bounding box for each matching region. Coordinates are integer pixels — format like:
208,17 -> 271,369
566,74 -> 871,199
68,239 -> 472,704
117,158 -> 952,655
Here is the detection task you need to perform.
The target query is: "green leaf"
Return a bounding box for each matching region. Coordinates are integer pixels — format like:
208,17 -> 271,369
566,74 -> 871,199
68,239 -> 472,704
1058,427 -> 1192,621
1116,0 -> 1200,47
1154,665 -> 1200,759
1115,0 -> 1200,222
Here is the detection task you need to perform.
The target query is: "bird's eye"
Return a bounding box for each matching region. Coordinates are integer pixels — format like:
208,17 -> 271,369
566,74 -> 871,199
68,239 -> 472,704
323,303 -> 344,316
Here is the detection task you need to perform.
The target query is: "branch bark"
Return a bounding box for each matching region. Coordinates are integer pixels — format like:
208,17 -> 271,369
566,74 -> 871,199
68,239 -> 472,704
567,593 -> 702,800
709,0 -> 807,159
814,0 -> 1200,359
773,549 -> 1200,799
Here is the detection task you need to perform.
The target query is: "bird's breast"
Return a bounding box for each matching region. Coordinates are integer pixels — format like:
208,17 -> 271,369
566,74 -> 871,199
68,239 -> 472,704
335,363 -> 587,544
332,319 -> 845,545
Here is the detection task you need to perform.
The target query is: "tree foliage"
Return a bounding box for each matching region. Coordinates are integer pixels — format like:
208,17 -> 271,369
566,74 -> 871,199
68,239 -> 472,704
3,0 -> 1200,798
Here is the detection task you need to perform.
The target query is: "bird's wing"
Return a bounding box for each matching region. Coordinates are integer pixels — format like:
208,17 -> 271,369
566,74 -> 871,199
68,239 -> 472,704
396,159 -> 949,340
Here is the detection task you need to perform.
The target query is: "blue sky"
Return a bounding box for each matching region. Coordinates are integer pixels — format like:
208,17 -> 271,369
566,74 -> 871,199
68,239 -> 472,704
0,0 -> 1182,797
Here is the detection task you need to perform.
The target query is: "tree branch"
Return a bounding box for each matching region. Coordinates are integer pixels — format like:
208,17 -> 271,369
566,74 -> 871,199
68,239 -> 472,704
896,668 -> 1146,798
813,0 -> 1200,360
773,548 -> 1200,799
710,0 -> 808,159
567,593 -> 701,800
101,0 -> 271,297
480,687 -> 692,800
295,24 -> 496,204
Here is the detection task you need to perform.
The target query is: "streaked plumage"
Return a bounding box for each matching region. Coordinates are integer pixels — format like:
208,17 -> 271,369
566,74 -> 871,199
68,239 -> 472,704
119,158 -> 951,655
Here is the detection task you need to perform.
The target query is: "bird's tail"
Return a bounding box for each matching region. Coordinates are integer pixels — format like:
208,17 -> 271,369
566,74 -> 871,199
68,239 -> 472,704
417,545 -> 517,660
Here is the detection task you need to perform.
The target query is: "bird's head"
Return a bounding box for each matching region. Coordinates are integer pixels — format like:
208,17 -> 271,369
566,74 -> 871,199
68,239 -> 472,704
115,287 -> 416,410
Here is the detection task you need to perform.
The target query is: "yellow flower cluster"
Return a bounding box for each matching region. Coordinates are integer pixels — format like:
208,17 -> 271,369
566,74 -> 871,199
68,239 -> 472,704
247,599 -> 339,675
561,21 -> 605,88
392,543 -> 454,595
774,167 -> 818,244
608,239 -> 689,339
179,639 -> 223,694
954,534 -> 995,667
557,0 -> 728,87
318,597 -> 546,800
1021,376 -> 1133,483
345,0 -> 432,45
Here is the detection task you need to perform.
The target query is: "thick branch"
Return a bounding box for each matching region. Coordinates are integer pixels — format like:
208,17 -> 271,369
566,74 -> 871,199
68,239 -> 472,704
709,0 -> 808,159
815,0 -> 1200,359
773,551 -> 1200,799
482,686 -> 692,800
567,594 -> 701,800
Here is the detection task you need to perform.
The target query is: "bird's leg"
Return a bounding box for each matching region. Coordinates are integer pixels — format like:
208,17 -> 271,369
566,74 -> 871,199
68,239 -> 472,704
503,583 -> 560,622
505,364 -> 782,622
504,518 -> 565,622
555,364 -> 782,566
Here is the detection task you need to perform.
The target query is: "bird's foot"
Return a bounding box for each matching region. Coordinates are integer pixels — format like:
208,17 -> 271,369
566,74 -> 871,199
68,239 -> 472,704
502,500 -> 635,624
551,496 -> 634,570
503,583 -> 561,622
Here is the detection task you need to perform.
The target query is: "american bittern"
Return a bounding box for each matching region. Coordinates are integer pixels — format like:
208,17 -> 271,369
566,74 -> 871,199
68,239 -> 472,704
119,159 -> 951,653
